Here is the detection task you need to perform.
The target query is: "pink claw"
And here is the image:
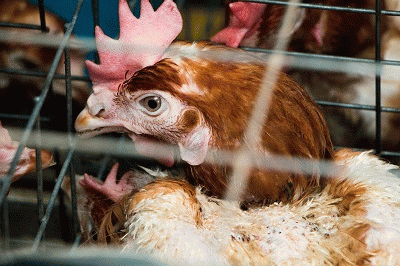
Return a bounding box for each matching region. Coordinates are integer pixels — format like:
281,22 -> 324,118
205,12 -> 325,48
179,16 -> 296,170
80,163 -> 135,202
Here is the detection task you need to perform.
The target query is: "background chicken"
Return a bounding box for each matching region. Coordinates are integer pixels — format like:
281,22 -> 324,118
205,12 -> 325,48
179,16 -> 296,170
0,121 -> 54,182
212,0 -> 400,158
0,0 -> 89,131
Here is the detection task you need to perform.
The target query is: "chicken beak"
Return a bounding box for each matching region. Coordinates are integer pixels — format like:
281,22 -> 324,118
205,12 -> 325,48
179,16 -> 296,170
75,108 -> 94,133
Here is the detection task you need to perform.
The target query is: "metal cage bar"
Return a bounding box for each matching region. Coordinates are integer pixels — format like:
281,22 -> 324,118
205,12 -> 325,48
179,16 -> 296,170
37,0 -> 47,32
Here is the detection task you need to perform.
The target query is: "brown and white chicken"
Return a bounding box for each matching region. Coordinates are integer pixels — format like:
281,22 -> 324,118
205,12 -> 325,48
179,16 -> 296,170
75,0 -> 333,207
72,0 -> 400,264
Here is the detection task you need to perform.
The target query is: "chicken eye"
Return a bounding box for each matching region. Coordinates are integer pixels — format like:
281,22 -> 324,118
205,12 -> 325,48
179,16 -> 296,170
140,96 -> 161,112
137,94 -> 167,116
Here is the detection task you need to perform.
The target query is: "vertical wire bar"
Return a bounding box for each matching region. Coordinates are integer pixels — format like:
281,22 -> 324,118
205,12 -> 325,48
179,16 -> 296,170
37,0 -> 47,32
57,169 -> 70,242
89,0 -> 107,183
64,23 -> 80,239
31,144 -> 76,251
70,233 -> 82,252
97,155 -> 112,181
65,32 -> 73,136
91,0 -> 100,27
0,198 -> 10,251
375,0 -> 382,155
91,0 -> 100,64
175,0 -> 185,9
35,105 -> 45,242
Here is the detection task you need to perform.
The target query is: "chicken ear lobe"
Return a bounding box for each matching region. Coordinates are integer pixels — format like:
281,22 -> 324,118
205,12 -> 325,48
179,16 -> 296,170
178,126 -> 211,166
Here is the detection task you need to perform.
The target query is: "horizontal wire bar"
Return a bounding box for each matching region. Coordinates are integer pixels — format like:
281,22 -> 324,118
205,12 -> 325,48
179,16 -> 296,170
2,29 -> 399,70
0,68 -> 90,82
167,44 -> 398,79
381,106 -> 400,114
6,128 -> 395,182
0,22 -> 49,32
5,129 -> 343,179
316,100 -> 400,114
381,150 -> 400,157
0,113 -> 51,122
0,29 -> 94,50
242,46 -> 400,67
240,0 -> 400,17
383,10 -> 400,16
2,32 -> 399,75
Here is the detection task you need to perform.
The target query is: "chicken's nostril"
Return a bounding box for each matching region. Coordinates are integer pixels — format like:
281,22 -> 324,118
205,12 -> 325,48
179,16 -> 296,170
96,109 -> 105,118
88,103 -> 106,117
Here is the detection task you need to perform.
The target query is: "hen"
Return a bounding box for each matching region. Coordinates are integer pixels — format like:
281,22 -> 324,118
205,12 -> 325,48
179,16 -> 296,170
72,0 -> 400,264
212,0 -> 400,153
75,0 -> 334,207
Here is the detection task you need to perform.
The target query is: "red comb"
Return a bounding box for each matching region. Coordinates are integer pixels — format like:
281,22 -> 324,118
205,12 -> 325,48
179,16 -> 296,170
211,2 -> 266,48
86,0 -> 183,91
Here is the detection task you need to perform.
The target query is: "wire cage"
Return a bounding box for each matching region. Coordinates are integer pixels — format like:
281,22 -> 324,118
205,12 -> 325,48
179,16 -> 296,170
1,0 -> 400,263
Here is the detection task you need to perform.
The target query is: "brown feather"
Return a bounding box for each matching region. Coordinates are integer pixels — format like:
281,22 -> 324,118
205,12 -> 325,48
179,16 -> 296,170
98,179 -> 202,245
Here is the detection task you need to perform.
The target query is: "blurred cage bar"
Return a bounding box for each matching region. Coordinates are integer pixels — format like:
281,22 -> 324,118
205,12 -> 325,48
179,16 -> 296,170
0,0 -> 87,250
0,0 -> 400,255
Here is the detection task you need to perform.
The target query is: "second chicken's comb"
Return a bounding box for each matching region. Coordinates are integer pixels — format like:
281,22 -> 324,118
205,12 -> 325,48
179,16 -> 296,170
86,0 -> 183,91
211,2 -> 266,48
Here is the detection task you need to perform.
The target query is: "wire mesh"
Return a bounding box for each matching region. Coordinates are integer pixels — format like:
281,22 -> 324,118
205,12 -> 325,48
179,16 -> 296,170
0,0 -> 399,259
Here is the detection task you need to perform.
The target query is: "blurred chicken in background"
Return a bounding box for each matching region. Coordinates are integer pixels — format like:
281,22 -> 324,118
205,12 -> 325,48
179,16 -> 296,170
0,121 -> 54,182
212,0 -> 400,158
0,0 -> 89,131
